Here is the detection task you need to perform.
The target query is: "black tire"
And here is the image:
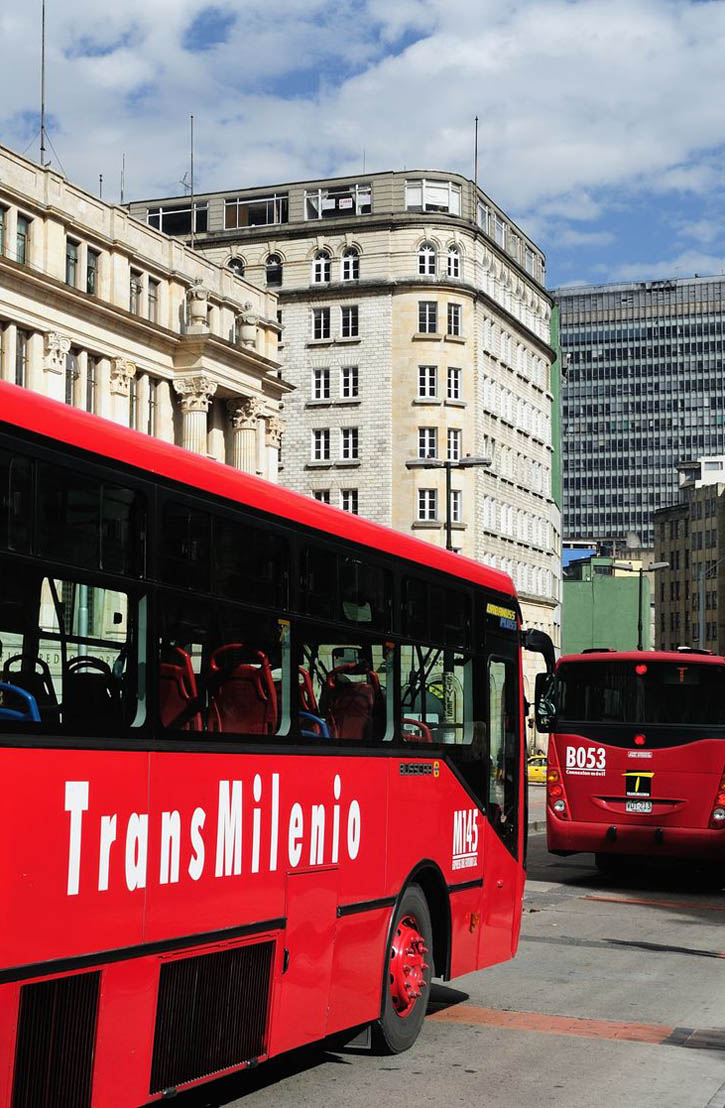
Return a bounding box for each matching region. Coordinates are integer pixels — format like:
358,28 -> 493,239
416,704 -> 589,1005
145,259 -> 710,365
371,883 -> 433,1055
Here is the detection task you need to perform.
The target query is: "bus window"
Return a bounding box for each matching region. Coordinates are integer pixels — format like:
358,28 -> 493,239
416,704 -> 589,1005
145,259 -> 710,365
299,635 -> 392,742
0,448 -> 32,554
214,517 -> 289,608
339,557 -> 391,630
400,643 -> 473,745
300,546 -> 336,620
160,501 -> 211,592
487,657 -> 519,855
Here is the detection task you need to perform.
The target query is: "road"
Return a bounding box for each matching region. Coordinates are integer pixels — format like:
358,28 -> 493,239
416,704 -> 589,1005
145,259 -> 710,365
153,785 -> 725,1108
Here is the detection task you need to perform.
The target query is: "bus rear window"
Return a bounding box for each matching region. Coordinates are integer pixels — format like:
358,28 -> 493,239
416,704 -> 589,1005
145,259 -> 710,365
558,660 -> 725,727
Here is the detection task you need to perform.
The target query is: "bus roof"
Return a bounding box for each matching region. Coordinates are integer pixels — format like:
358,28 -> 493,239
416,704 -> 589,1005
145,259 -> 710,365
558,650 -> 725,667
0,381 -> 515,598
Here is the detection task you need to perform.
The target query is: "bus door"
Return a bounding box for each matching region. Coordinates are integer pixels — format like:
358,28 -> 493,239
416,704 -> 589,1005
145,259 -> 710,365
479,629 -> 522,968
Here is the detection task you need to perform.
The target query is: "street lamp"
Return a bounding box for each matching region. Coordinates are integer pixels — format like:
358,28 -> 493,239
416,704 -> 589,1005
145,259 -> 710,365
614,560 -> 670,651
406,455 -> 491,551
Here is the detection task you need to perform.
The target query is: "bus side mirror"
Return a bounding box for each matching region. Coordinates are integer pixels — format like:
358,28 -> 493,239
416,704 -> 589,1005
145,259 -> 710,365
521,628 -> 555,673
535,671 -> 556,733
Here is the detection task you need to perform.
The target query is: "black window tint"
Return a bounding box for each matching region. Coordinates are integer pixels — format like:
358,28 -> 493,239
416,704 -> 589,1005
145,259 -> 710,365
0,449 -> 32,553
214,517 -> 288,607
431,585 -> 469,647
101,485 -> 144,576
161,501 -> 211,591
301,547 -> 336,619
339,557 -> 391,629
37,464 -> 101,568
403,577 -> 428,639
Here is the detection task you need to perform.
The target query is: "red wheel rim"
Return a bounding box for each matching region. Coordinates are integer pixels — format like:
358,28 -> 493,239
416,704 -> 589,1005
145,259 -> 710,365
388,913 -> 429,1018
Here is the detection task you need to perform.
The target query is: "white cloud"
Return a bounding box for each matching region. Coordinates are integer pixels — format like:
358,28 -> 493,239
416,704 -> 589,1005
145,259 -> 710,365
613,250 -> 725,282
2,0 -> 725,281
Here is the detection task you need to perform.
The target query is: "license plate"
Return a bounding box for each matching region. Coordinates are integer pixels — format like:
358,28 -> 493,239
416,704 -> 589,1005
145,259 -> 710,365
626,799 -> 652,813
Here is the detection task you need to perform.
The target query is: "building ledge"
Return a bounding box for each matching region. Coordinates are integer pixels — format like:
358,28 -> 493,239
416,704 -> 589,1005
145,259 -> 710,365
412,333 -> 443,342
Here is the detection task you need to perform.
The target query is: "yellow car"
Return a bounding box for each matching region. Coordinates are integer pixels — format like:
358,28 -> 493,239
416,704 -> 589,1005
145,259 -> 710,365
527,754 -> 547,785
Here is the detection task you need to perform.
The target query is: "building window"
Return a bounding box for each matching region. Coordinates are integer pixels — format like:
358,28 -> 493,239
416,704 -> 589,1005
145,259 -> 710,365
340,365 -> 359,398
16,215 -> 29,265
265,254 -> 283,288
341,305 -> 359,338
406,179 -> 461,215
418,427 -> 437,459
313,307 -> 331,340
86,355 -> 97,414
313,250 -> 331,284
65,238 -> 79,286
130,270 -> 142,314
340,489 -> 359,513
450,489 -> 462,524
128,375 -> 138,429
64,349 -> 78,405
15,329 -> 28,386
228,257 -> 245,277
340,427 -> 359,460
418,301 -> 438,334
147,377 -> 157,435
447,428 -> 462,462
147,202 -> 208,235
447,366 -> 462,401
313,489 -> 331,503
224,194 -> 288,229
312,428 -> 330,461
305,183 -> 371,220
493,214 -> 506,248
0,206 -> 5,254
418,365 -> 437,398
341,247 -> 359,281
418,488 -> 437,521
477,203 -> 489,232
418,242 -> 436,276
447,246 -> 461,278
148,279 -> 159,323
86,249 -> 99,295
447,303 -> 462,336
525,248 -> 536,276
313,367 -> 330,400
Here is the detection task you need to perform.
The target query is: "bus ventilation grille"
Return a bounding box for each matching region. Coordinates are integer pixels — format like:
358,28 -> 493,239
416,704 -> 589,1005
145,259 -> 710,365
150,939 -> 274,1094
12,971 -> 100,1108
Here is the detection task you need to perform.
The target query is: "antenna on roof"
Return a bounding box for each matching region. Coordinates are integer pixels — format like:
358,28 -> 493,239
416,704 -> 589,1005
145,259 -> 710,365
40,0 -> 47,166
99,173 -> 103,199
190,114 -> 195,249
362,149 -> 365,173
474,115 -> 479,192
120,152 -> 125,205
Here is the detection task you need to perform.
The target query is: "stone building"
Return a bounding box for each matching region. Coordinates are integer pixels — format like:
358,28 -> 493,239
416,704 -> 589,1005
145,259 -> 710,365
654,456 -> 725,652
0,143 -> 290,477
130,170 -> 562,684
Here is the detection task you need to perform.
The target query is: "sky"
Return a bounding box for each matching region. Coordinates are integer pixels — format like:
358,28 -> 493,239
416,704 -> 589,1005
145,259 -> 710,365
2,0 -> 725,288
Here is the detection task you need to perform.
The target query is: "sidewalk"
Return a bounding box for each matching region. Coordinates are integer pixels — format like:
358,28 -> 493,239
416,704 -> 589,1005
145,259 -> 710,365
528,783 -> 546,833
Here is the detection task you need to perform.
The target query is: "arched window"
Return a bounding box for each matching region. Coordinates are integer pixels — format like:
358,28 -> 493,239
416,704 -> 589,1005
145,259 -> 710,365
228,257 -> 245,277
313,250 -> 331,284
447,245 -> 460,278
418,242 -> 436,276
266,254 -> 283,287
341,247 -> 360,281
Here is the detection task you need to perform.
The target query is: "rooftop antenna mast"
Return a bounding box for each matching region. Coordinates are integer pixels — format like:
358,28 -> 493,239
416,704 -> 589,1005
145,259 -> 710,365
120,152 -> 125,205
40,0 -> 47,166
474,114 -> 479,192
189,114 -> 195,249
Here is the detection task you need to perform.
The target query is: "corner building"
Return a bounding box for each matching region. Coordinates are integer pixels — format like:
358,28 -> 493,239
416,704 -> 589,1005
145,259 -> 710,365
131,170 -> 562,691
0,143 -> 290,479
556,277 -> 725,547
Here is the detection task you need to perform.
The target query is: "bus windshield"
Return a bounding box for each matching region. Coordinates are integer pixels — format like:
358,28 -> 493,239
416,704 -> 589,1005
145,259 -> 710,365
558,660 -> 725,728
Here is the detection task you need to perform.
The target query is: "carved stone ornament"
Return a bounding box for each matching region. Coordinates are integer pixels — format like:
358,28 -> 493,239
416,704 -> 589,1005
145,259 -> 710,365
173,375 -> 218,413
186,280 -> 211,326
236,300 -> 259,348
227,396 -> 263,430
265,415 -> 285,449
110,357 -> 137,396
44,332 -> 71,374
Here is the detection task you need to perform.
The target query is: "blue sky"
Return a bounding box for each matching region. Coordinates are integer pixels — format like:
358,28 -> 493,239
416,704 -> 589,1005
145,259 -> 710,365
2,0 -> 725,288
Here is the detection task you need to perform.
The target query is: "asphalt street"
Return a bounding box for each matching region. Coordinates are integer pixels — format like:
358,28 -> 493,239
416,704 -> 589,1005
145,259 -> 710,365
150,784 -> 725,1108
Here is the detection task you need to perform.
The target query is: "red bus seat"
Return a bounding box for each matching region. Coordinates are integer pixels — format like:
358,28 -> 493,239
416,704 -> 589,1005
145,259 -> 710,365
159,646 -> 202,731
401,718 -> 433,742
208,643 -> 278,734
323,664 -> 382,741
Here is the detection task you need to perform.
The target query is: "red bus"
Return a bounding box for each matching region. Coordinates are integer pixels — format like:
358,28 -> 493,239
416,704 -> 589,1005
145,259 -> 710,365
0,381 -> 552,1107
536,650 -> 725,872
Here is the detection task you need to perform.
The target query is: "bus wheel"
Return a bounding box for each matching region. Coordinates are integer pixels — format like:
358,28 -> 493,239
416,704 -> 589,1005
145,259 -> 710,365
372,884 -> 433,1055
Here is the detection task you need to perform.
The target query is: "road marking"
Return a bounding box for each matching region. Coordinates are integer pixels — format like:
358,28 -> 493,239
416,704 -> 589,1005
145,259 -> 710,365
582,894 -> 725,912
428,1005 -> 671,1044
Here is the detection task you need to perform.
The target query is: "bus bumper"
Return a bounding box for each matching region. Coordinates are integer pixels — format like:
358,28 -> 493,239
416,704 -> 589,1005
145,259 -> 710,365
547,817 -> 725,860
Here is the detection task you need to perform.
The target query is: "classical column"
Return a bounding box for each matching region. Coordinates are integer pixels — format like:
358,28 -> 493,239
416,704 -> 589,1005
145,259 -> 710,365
28,332 -> 46,394
110,357 -> 137,426
174,374 -> 217,455
43,331 -> 71,401
227,396 -> 262,473
154,379 -> 174,442
75,350 -> 88,408
2,322 -> 17,382
136,372 -> 151,435
265,415 -> 285,482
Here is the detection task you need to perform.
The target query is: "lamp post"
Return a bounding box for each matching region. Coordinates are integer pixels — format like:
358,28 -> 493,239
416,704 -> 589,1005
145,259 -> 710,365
614,560 -> 670,650
406,455 -> 491,551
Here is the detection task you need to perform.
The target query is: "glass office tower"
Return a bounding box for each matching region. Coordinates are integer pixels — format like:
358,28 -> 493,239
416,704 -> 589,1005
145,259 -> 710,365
556,276 -> 725,546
